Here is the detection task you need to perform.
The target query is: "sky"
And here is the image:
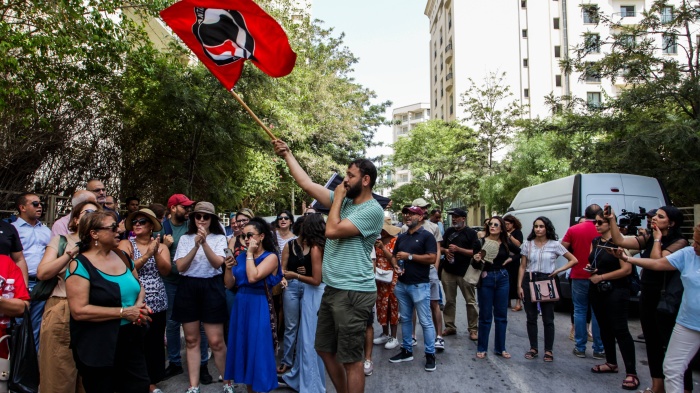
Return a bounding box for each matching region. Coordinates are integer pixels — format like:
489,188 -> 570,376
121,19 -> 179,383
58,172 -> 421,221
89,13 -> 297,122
311,1 -> 431,158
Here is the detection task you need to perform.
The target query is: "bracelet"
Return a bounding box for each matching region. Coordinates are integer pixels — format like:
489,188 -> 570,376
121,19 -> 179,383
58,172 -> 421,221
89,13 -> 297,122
297,273 -> 300,279
119,307 -> 124,318
654,239 -> 661,242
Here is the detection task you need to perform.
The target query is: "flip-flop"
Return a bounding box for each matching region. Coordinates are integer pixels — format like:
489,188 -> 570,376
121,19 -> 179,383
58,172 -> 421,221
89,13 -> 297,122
495,351 -> 511,359
476,352 -> 487,359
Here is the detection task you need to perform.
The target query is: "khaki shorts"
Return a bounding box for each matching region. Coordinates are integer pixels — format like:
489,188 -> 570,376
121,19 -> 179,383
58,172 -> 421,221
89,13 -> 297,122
315,286 -> 376,364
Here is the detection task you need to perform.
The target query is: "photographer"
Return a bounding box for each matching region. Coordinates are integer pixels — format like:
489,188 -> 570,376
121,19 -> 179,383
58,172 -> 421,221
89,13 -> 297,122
587,210 -> 638,390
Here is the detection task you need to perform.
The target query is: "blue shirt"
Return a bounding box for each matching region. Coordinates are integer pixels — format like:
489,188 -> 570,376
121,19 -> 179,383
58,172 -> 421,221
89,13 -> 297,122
394,226 -> 437,284
666,246 -> 700,332
12,218 -> 51,277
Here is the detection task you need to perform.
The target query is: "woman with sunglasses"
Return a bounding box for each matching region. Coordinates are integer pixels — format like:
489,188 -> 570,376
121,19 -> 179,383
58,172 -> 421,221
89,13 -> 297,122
35,201 -> 100,393
503,215 -> 524,311
278,216 -> 305,374
605,205 -> 689,393
224,217 -> 282,393
173,202 -> 231,393
586,212 -> 638,390
472,216 -> 520,359
281,213 -> 327,392
66,211 -> 152,392
118,208 -> 170,393
517,216 -> 577,362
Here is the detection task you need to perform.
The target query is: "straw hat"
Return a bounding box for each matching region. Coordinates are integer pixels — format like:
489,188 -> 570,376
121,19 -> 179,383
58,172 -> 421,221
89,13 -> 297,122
125,208 -> 163,232
382,217 -> 401,237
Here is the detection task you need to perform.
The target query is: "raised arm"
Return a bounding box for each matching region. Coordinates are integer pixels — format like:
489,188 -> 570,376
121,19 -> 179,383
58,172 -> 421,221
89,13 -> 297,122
273,139 -> 331,207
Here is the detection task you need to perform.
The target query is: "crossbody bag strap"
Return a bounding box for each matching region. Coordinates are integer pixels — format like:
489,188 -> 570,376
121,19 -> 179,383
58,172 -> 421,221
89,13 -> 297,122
262,279 -> 279,353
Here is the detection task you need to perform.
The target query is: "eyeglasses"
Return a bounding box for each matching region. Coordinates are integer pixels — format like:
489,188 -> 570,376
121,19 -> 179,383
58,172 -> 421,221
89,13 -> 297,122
79,209 -> 96,216
595,220 -> 607,226
278,216 -> 291,221
97,223 -> 119,232
132,218 -> 149,226
488,222 -> 500,228
194,214 -> 210,221
235,219 -> 250,224
178,205 -> 192,211
29,201 -> 42,207
89,188 -> 106,193
242,232 -> 259,239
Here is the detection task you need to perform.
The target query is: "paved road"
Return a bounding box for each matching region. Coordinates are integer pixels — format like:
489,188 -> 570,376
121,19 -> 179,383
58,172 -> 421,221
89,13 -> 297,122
160,296 -> 699,393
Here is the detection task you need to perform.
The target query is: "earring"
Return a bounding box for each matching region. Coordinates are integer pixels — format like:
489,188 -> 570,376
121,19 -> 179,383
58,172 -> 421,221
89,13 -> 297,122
95,240 -> 98,247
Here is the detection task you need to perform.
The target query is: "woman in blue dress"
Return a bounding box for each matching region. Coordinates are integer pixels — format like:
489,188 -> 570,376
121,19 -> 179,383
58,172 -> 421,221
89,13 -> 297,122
282,213 -> 326,392
224,217 -> 281,393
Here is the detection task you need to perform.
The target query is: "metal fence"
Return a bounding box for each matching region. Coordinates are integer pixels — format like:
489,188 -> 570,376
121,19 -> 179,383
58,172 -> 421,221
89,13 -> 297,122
0,190 -> 71,228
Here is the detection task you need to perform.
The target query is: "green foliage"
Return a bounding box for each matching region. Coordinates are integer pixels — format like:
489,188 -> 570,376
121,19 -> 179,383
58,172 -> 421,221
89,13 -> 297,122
392,120 -> 484,212
388,182 -> 429,213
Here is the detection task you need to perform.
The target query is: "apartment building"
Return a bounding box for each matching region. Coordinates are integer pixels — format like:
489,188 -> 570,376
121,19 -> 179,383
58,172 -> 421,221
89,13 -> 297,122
426,0 -> 698,120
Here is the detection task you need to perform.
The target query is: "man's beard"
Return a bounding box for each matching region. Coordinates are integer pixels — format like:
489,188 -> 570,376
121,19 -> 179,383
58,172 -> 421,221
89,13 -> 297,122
175,211 -> 187,221
345,181 -> 363,199
453,221 -> 465,228
407,218 -> 420,229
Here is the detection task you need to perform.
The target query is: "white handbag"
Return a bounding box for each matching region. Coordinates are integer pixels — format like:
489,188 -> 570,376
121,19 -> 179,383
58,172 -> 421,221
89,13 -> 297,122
374,267 -> 394,283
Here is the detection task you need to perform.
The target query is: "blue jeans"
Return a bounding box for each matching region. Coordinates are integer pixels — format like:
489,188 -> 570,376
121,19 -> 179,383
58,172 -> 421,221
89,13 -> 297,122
26,279 -> 44,353
572,279 -> 603,353
164,280 -> 209,365
281,279 -> 304,367
477,269 -> 509,353
395,282 -> 435,354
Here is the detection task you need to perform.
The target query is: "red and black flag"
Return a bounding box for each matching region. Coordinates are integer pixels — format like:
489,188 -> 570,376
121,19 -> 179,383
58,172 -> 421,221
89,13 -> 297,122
161,0 -> 297,90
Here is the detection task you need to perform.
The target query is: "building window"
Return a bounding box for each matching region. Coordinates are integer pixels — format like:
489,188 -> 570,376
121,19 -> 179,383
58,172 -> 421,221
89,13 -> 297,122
522,29 -> 528,38
440,55 -> 443,71
661,6 -> 673,23
523,58 -> 528,67
554,45 -> 561,58
449,94 -> 454,115
521,0 -> 526,8
399,126 -> 409,135
585,62 -> 601,82
440,29 -> 443,46
585,33 -> 601,53
448,12 -> 452,29
555,74 -> 562,87
524,88 -> 529,98
583,5 -> 599,24
620,34 -> 636,49
553,18 -> 560,29
587,92 -> 602,108
620,5 -> 635,18
663,34 -> 677,54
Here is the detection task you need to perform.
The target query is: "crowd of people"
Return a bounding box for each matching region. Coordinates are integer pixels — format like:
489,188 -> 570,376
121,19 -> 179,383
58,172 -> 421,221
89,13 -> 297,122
0,141 -> 698,393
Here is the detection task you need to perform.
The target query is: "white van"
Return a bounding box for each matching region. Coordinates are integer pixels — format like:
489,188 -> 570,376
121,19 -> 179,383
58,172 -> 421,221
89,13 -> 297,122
505,173 -> 669,299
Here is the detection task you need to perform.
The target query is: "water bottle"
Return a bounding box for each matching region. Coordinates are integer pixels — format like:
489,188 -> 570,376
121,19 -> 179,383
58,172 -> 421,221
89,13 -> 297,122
0,279 -> 15,326
398,260 -> 405,275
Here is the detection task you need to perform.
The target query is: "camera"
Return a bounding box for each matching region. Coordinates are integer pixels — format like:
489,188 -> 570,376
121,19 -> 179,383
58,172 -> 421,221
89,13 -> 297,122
618,206 -> 648,233
596,280 -> 612,293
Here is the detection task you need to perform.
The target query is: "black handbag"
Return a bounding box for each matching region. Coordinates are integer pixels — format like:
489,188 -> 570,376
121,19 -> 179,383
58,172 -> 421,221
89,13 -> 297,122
657,271 -> 684,316
8,306 -> 39,393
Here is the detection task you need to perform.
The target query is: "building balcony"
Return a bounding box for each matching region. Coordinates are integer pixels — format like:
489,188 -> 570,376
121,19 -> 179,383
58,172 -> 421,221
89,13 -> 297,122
445,43 -> 453,61
611,11 -> 640,26
445,73 -> 453,91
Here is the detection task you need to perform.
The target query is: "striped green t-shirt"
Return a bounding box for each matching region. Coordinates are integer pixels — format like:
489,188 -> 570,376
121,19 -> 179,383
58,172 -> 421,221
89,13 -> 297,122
323,191 -> 384,292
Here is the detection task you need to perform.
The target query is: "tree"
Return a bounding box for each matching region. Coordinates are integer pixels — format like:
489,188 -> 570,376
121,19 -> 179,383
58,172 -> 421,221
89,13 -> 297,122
392,120 -> 484,212
460,72 -> 524,171
389,182 -> 428,213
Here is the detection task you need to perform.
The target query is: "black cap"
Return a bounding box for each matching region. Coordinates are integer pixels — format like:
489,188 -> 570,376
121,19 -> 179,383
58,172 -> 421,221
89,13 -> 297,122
448,208 -> 467,218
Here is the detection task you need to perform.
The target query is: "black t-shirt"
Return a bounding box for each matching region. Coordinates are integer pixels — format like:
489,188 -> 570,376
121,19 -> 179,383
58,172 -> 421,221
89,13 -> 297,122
638,234 -> 687,287
0,221 -> 22,256
394,227 -> 437,285
441,226 -> 480,276
287,240 -> 312,277
588,237 -> 628,288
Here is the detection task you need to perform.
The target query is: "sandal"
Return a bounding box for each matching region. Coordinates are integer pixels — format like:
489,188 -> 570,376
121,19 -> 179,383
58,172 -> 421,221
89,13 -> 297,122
495,351 -> 511,359
543,351 -> 554,362
591,363 -> 619,373
511,305 -> 522,311
524,349 -> 538,360
621,374 -> 639,391
476,352 -> 487,359
276,364 -> 291,374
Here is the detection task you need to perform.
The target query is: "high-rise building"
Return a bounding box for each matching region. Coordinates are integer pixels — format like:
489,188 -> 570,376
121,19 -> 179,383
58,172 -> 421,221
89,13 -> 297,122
425,0 -> 698,120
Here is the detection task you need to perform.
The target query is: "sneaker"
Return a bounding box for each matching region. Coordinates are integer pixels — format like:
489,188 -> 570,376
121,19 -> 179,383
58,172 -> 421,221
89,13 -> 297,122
389,348 -> 414,363
363,359 -> 374,376
185,387 -> 200,393
218,375 -> 223,382
223,384 -> 234,393
593,351 -> 605,360
425,353 -> 436,371
163,363 -> 184,380
200,364 -> 214,385
384,337 -> 400,350
411,337 -> 418,346
435,337 -> 445,352
373,334 -> 390,345
572,348 -> 586,358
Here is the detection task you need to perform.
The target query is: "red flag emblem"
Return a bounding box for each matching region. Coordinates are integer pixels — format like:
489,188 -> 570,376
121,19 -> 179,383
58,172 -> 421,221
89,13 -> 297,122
161,0 -> 297,90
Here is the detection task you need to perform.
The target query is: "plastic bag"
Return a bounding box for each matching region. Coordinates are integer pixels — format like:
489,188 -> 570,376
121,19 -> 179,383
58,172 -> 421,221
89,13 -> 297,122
8,306 -> 39,393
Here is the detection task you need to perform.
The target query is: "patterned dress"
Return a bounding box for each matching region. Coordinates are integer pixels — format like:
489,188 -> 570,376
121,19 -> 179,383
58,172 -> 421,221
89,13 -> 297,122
130,239 -> 167,313
375,237 -> 398,326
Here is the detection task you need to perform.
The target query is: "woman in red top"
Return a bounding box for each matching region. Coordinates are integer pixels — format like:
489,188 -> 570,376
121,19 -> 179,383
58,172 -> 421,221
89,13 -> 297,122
0,254 -> 32,357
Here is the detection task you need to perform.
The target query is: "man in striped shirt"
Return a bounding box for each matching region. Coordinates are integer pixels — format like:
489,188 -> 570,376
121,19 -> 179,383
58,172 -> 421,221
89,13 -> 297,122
274,140 -> 384,393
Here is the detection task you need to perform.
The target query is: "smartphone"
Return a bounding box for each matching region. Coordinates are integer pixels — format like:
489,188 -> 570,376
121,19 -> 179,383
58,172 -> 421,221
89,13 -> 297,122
596,244 -> 617,251
604,205 -> 611,216
583,266 -> 596,273
224,248 -> 235,259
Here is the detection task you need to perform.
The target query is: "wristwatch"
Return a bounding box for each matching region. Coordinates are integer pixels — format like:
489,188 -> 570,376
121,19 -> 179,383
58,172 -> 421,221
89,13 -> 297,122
408,254 -> 413,261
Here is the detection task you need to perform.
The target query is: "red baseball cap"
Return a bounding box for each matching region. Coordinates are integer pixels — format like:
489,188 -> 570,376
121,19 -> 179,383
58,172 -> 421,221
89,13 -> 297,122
167,194 -> 195,209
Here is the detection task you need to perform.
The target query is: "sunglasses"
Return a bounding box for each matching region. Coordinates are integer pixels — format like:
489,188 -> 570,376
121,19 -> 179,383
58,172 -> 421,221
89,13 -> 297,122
488,222 -> 500,227
132,218 -> 149,226
242,232 -> 259,240
235,219 -> 250,224
595,220 -> 607,226
80,209 -> 96,216
29,201 -> 42,207
98,223 -> 119,232
278,216 -> 291,221
89,188 -> 106,193
194,214 -> 211,220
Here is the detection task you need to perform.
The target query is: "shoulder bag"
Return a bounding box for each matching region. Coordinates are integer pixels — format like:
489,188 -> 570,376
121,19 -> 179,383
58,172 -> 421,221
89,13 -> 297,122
657,270 -> 683,315
528,271 -> 560,303
375,267 -> 394,283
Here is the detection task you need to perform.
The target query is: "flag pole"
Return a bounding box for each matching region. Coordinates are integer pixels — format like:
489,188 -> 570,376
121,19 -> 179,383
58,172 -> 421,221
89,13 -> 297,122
230,90 -> 277,140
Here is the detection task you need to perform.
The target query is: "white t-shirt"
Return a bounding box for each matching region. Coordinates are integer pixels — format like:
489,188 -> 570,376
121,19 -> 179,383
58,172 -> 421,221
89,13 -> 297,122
174,233 -> 227,278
